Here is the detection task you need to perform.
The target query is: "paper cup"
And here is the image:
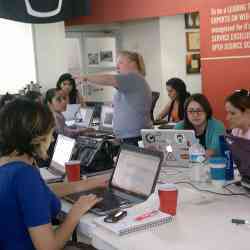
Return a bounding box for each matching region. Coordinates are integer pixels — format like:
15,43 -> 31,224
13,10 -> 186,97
65,161 -> 81,182
158,184 -> 178,215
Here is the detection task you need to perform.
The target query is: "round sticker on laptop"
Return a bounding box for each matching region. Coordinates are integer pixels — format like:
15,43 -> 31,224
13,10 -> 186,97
175,133 -> 186,144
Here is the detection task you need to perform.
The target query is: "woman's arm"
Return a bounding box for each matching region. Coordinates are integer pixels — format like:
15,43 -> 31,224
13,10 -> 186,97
48,174 -> 109,198
29,194 -> 100,250
82,74 -> 118,87
156,102 -> 171,120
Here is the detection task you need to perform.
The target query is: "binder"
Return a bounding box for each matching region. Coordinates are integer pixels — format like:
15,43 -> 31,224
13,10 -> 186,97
94,209 -> 172,236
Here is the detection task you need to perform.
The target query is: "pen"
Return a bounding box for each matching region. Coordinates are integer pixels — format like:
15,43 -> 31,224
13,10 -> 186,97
231,219 -> 249,225
134,210 -> 158,221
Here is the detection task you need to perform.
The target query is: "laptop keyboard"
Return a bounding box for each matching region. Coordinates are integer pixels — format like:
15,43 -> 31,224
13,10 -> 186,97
87,188 -> 131,210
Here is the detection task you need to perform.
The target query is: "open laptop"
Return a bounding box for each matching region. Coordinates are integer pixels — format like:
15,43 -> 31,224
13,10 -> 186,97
91,105 -> 114,138
64,144 -> 164,216
39,134 -> 76,183
62,104 -> 81,121
74,107 -> 95,128
141,129 -> 196,167
225,135 -> 250,189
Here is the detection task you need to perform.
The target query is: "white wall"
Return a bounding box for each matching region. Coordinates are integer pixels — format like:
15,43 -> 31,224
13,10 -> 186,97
120,19 -> 163,114
159,15 -> 202,105
0,19 -> 36,94
33,22 -> 67,91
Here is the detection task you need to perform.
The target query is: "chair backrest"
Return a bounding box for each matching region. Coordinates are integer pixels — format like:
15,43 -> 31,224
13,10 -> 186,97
151,91 -> 160,122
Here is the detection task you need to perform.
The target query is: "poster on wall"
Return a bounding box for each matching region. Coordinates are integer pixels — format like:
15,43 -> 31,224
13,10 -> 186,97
85,37 -> 116,68
186,54 -> 200,74
185,12 -> 200,29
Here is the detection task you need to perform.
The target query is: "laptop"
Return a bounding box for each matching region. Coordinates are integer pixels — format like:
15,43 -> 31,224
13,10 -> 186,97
141,129 -> 196,167
91,105 -> 114,138
74,107 -> 94,128
62,104 -> 81,121
225,135 -> 250,189
64,144 -> 164,216
39,134 -> 76,183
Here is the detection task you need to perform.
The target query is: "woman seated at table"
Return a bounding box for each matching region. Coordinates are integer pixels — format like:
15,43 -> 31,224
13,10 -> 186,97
45,88 -> 93,139
225,89 -> 250,140
175,93 -> 225,157
56,73 -> 85,106
156,78 -> 190,122
0,98 -> 106,250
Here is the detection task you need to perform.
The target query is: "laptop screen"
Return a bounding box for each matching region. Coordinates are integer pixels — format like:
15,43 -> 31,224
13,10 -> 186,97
51,135 -> 76,173
225,135 -> 250,178
111,148 -> 162,197
100,105 -> 113,129
62,104 -> 80,121
80,107 -> 94,127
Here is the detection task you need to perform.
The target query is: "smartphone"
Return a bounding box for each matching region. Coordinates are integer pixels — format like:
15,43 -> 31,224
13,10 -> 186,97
104,210 -> 127,223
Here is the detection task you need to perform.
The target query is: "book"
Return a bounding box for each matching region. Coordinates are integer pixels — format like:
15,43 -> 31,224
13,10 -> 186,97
94,208 -> 172,236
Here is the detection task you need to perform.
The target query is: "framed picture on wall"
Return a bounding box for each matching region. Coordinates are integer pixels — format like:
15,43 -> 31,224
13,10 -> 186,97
185,12 -> 200,29
186,32 -> 200,51
186,53 -> 200,74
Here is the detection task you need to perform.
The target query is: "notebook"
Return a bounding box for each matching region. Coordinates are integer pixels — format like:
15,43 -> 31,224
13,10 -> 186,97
39,134 -> 76,182
94,208 -> 172,236
64,145 -> 164,215
141,129 -> 196,167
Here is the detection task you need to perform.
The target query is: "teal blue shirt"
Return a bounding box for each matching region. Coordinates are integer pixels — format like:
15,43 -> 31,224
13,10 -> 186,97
175,118 -> 225,156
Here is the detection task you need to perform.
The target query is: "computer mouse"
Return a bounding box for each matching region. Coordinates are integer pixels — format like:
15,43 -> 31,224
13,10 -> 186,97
104,210 -> 127,223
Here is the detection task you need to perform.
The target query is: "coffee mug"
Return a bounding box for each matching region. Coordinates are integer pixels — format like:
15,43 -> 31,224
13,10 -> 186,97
65,160 -> 81,182
158,184 -> 178,215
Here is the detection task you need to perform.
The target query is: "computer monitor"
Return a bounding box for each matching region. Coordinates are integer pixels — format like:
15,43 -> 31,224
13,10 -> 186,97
85,101 -> 104,119
99,105 -> 114,132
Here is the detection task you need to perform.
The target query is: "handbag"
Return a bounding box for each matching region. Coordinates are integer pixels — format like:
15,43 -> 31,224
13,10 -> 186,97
72,136 -> 116,174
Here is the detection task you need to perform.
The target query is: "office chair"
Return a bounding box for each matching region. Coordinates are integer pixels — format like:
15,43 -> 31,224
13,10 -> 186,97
151,91 -> 160,122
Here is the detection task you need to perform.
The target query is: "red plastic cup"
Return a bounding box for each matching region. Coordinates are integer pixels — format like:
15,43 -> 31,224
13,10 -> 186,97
65,161 -> 81,182
158,184 -> 178,215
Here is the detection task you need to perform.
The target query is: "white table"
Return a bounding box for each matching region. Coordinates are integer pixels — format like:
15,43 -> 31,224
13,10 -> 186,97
61,167 -> 250,250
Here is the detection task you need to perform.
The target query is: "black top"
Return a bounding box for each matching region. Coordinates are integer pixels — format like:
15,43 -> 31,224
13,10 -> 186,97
197,129 -> 206,149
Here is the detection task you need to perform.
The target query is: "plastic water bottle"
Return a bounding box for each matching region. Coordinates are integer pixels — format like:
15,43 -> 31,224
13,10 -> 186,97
189,140 -> 206,182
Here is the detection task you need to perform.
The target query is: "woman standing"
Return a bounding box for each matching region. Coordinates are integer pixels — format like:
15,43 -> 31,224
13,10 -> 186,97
156,78 -> 190,122
79,51 -> 152,146
225,89 -> 250,139
175,93 -> 225,157
0,98 -> 105,250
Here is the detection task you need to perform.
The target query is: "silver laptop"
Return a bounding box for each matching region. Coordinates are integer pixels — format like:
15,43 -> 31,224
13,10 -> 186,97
40,134 -> 76,182
74,107 -> 94,128
141,129 -> 196,167
62,104 -> 81,121
64,144 -> 164,215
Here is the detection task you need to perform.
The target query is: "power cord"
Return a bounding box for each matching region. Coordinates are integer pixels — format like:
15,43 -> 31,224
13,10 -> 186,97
174,181 -> 249,197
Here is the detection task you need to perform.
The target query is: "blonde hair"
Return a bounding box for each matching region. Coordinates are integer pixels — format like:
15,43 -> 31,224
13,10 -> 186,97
119,51 -> 146,76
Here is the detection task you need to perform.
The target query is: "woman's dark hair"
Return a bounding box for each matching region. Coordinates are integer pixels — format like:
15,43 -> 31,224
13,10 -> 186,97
183,93 -> 213,130
225,89 -> 250,112
166,78 -> 190,122
0,98 -> 55,159
0,92 -> 15,109
25,90 -> 42,103
56,73 -> 78,104
44,88 -> 58,106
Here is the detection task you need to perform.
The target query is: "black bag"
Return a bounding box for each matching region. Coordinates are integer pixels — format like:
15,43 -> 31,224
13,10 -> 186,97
72,136 -> 116,174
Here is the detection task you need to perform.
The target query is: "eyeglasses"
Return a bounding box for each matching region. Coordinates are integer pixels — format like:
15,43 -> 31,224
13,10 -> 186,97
55,96 -> 66,102
187,109 -> 205,115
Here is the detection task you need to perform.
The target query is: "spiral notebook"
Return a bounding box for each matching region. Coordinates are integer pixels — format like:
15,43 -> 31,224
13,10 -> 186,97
94,209 -> 172,236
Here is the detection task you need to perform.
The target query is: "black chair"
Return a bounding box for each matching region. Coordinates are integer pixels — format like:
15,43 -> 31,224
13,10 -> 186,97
151,91 -> 160,123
